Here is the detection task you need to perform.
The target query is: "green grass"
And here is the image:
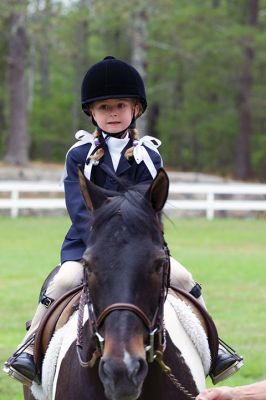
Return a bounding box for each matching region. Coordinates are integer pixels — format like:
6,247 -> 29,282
165,218 -> 266,387
0,216 -> 69,400
0,217 -> 265,399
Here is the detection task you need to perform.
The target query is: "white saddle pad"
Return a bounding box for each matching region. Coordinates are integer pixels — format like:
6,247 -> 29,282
31,294 -> 210,399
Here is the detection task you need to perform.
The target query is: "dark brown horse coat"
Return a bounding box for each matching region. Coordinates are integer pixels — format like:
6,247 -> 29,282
24,169 -> 209,400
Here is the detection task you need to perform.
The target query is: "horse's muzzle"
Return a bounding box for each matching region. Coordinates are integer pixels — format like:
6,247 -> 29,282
99,356 -> 148,400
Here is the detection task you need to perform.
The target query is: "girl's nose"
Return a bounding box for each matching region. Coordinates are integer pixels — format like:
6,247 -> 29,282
109,105 -> 118,115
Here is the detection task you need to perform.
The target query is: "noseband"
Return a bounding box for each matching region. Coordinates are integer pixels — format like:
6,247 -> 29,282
76,243 -> 170,368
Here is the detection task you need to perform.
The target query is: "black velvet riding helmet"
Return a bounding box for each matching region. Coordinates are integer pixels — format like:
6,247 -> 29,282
81,56 -> 147,117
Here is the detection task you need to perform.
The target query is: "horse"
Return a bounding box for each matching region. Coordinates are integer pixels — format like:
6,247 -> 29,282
24,168 -> 214,400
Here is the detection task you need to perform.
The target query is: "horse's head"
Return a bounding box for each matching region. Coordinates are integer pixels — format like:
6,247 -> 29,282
79,169 -> 170,400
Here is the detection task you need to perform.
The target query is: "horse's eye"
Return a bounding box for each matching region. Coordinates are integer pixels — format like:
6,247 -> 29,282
82,258 -> 92,272
153,259 -> 165,273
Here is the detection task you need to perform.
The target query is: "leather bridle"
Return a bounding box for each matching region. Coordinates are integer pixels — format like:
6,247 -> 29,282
76,243 -> 171,368
75,237 -> 197,399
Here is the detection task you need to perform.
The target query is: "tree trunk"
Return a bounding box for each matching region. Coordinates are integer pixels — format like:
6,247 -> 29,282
4,9 -> 29,165
234,0 -> 259,180
148,102 -> 160,137
71,0 -> 90,134
37,0 -> 53,158
131,4 -> 148,137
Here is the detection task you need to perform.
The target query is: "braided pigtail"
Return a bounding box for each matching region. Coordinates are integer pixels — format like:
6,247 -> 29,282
89,129 -> 105,162
124,128 -> 139,160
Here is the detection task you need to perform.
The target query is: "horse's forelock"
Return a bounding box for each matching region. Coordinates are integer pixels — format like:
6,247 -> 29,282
91,187 -> 161,238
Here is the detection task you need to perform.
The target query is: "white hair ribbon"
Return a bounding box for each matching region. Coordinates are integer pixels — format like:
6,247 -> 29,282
133,135 -> 162,178
60,130 -> 95,184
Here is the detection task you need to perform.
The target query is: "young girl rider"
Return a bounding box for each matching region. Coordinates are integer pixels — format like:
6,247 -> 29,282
4,56 -> 243,387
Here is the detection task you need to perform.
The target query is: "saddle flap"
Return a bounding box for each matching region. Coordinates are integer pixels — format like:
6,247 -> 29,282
34,285 -> 82,375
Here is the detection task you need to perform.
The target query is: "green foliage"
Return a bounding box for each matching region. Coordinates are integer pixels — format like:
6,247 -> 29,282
1,0 -> 266,178
29,63 -> 74,160
0,3 -> 10,158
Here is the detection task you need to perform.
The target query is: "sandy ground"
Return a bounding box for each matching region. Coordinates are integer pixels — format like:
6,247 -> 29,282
0,161 -> 65,181
0,161 -> 229,183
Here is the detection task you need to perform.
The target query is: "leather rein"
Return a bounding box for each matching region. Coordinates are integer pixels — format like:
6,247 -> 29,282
76,242 -> 171,368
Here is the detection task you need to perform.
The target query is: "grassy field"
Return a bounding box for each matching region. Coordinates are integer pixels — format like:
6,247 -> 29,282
0,216 -> 265,399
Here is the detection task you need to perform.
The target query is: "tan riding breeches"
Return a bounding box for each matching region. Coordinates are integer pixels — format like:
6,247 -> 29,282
170,256 -> 206,309
21,261 -> 84,354
21,258 -> 205,354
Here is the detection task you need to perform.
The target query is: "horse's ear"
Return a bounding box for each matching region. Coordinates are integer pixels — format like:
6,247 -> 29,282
146,168 -> 169,212
78,166 -> 108,211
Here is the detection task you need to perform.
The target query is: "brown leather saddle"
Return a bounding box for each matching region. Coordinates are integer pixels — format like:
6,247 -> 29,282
33,285 -> 219,377
34,285 -> 83,375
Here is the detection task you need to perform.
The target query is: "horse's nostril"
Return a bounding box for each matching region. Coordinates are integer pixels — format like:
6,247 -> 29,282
101,360 -> 112,378
100,356 -> 148,388
100,360 -> 116,390
128,360 -> 140,381
128,358 -> 147,386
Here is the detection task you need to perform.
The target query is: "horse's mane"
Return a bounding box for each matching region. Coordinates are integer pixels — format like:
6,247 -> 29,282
91,182 -> 162,238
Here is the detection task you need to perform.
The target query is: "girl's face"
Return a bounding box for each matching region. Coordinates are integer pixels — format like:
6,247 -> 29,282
91,98 -> 140,134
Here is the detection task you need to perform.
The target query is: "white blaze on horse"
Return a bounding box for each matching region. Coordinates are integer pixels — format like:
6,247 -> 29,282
24,169 -> 218,400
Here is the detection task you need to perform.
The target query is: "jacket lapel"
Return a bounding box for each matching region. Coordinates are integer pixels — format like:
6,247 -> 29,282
99,141 -> 132,177
99,146 -> 115,174
116,141 -> 132,176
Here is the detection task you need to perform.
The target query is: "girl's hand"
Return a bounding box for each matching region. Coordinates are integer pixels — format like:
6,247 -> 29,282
196,387 -> 234,400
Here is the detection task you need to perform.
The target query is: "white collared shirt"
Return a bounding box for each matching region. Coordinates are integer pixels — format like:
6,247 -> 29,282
103,132 -> 130,171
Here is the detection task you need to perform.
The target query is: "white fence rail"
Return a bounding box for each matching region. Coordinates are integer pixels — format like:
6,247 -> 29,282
0,182 -> 65,218
1,181 -> 266,219
167,183 -> 266,219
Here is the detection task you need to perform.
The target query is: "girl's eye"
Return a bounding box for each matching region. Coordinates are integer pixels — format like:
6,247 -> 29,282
82,258 -> 92,272
117,102 -> 126,109
99,104 -> 108,111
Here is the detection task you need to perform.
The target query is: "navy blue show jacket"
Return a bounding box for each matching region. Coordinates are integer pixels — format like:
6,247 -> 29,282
60,139 -> 162,264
